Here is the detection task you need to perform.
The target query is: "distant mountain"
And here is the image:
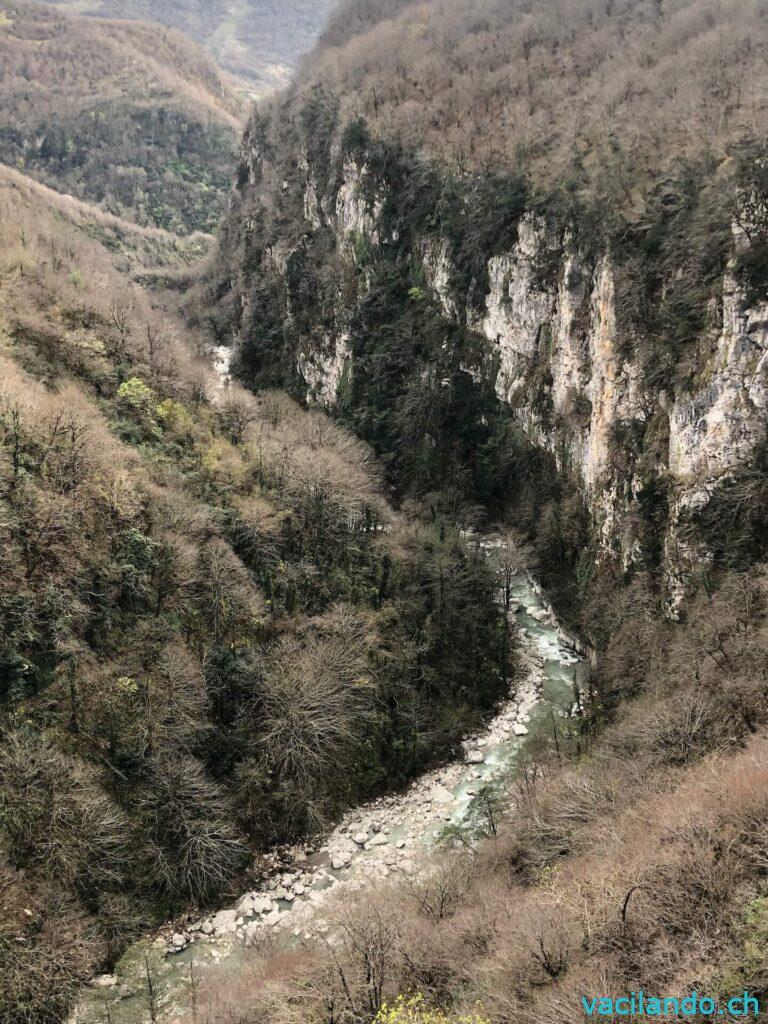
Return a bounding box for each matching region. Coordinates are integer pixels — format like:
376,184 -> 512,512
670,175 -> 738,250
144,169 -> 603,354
51,0 -> 335,95
0,0 -> 246,233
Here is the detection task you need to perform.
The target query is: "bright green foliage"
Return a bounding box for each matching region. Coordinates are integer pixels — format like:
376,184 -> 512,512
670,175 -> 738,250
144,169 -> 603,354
712,897 -> 768,1001
156,398 -> 195,440
375,994 -> 490,1024
117,376 -> 155,412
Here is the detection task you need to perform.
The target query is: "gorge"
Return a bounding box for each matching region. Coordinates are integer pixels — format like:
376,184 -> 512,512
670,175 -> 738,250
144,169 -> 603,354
3,3 -> 768,1024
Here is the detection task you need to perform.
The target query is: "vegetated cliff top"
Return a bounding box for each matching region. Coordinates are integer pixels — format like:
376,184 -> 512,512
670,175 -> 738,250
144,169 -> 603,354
50,0 -> 335,96
284,0 -> 768,192
0,0 -> 246,233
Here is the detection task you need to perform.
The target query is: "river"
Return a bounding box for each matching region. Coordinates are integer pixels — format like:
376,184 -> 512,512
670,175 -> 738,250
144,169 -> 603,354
72,542 -> 585,1024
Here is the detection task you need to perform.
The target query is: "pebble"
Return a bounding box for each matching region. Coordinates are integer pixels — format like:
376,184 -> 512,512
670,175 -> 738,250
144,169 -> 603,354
91,975 -> 118,989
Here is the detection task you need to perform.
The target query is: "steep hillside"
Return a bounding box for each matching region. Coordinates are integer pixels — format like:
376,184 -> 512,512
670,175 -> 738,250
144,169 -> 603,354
0,165 -> 510,1024
0,164 -> 212,272
52,0 -> 335,95
0,0 -> 245,233
207,0 -> 768,616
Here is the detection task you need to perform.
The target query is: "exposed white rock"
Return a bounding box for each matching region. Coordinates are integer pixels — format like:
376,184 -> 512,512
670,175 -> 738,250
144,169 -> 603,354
335,158 -> 382,243
297,332 -> 351,408
669,263 -> 768,483
484,216 -> 556,413
90,975 -> 118,989
211,909 -> 238,936
421,237 -> 459,319
236,894 -> 255,915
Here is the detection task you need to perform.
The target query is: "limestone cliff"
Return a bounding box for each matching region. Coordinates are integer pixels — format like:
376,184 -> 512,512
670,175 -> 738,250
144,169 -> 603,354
215,125 -> 768,603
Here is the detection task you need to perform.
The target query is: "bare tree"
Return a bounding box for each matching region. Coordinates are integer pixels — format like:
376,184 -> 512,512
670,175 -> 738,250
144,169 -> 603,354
496,529 -> 533,613
258,604 -> 378,824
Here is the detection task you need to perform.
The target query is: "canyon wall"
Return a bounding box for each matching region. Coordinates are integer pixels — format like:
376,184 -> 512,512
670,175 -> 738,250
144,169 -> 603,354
216,127 -> 768,604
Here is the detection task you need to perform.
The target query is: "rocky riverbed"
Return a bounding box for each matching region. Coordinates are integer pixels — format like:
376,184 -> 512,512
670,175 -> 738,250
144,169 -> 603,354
73,564 -> 584,1024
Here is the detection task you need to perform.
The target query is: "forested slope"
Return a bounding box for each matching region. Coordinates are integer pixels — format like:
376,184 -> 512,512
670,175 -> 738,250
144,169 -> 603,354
309,0 -> 768,190
0,166 -> 510,1023
0,0 -> 245,233
51,0 -> 334,95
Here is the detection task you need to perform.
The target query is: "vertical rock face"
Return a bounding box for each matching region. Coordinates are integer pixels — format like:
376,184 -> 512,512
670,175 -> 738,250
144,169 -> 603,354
662,262 -> 768,601
475,221 -> 645,494
484,218 -> 556,415
668,270 -> 768,482
420,238 -> 459,320
450,217 -> 651,570
297,332 -> 351,408
411,209 -> 767,589
222,139 -> 768,598
335,159 -> 383,243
